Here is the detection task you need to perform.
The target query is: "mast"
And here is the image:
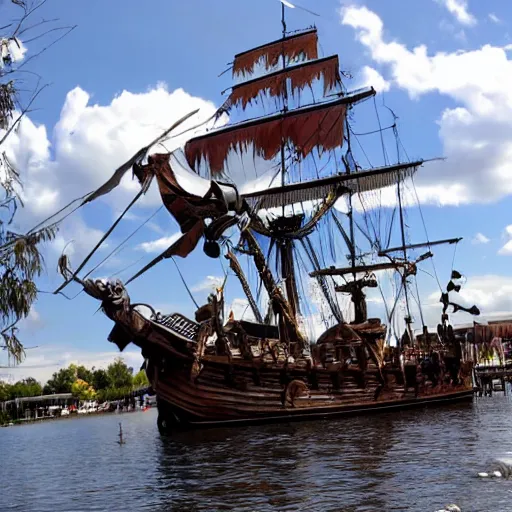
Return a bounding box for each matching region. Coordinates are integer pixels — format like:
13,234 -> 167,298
278,4 -> 300,318
396,173 -> 414,347
344,114 -> 366,324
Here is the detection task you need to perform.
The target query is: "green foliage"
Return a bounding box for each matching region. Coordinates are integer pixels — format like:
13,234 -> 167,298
69,364 -> 94,384
43,367 -> 75,394
92,369 -> 110,390
71,378 -> 97,401
0,358 -> 143,406
0,410 -> 11,425
4,377 -> 42,399
133,370 -> 149,388
0,381 -> 10,401
106,357 -> 134,389
97,386 -> 133,402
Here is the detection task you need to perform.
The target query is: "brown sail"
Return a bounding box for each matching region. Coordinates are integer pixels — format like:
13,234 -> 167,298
225,56 -> 341,110
232,29 -> 318,76
186,100 -> 346,174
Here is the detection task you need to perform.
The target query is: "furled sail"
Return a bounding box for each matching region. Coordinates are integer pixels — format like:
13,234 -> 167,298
224,56 -> 341,111
185,90 -> 374,175
243,160 -> 423,210
232,29 -> 318,76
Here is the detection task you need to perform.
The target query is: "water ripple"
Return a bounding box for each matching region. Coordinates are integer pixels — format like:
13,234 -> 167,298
2,397 -> 512,511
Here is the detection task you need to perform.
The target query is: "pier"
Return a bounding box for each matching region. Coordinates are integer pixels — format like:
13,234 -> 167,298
1,386 -> 153,423
474,365 -> 512,396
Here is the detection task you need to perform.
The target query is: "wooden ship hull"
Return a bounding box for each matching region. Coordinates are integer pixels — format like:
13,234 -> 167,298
92,289 -> 474,431
151,357 -> 474,430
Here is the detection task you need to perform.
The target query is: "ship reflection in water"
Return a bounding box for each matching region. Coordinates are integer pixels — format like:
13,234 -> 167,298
1,397 -> 511,511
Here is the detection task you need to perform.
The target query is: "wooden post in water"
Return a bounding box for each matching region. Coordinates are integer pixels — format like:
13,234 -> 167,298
117,422 -> 125,445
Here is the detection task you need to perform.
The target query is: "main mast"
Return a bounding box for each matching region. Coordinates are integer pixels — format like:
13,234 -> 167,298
277,4 -> 300,319
396,172 -> 414,347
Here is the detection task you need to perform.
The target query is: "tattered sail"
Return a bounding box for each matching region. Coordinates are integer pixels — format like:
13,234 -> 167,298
232,29 -> 318,76
224,55 -> 341,111
134,153 -> 232,233
186,90 -> 373,175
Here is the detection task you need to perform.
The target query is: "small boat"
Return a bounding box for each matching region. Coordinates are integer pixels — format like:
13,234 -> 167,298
54,5 -> 480,431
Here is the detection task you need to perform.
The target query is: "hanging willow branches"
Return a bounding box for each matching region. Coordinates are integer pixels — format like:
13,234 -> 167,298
0,1 -> 76,363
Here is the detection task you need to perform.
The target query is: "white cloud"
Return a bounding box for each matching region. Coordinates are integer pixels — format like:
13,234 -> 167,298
0,84 -> 219,266
357,65 -> 390,93
19,307 -> 42,331
488,13 -> 501,24
498,224 -> 512,255
137,233 -> 181,253
1,345 -> 144,384
227,297 -> 257,322
2,37 -> 28,64
424,275 -> 512,326
341,5 -> 512,206
436,0 -> 476,26
191,275 -> 224,293
472,232 -> 490,244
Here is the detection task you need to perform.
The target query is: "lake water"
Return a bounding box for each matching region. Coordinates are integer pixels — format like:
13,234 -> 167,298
1,397 -> 512,511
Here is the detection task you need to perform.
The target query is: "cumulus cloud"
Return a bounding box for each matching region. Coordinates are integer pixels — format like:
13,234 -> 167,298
1,84 -> 219,266
1,345 -> 144,384
472,232 -> 490,244
341,5 -> 512,206
498,225 -> 512,255
227,298 -> 257,322
191,275 -> 224,293
424,275 -> 512,325
436,0 -> 476,26
357,65 -> 390,92
137,233 -> 181,253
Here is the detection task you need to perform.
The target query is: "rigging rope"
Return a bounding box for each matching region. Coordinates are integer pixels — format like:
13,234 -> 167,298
27,190 -> 93,235
413,276 -> 426,328
109,256 -> 146,279
410,174 -> 443,292
83,206 -> 164,279
54,184 -> 149,294
171,257 -> 199,309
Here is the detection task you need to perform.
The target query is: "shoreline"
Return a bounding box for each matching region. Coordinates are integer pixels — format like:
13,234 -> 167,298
1,406 -> 155,427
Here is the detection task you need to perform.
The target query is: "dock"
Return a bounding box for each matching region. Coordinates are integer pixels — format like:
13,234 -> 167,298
474,365 -> 512,396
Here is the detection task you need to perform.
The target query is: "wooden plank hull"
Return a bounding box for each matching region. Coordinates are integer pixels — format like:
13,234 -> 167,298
155,383 -> 474,429
149,356 -> 475,430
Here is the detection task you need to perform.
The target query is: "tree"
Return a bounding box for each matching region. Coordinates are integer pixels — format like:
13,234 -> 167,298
71,378 -> 96,401
0,1 -> 76,363
0,380 -> 11,401
8,377 -> 42,398
69,364 -> 93,384
106,357 -> 133,389
43,366 -> 75,394
133,370 -> 149,389
92,368 -> 110,391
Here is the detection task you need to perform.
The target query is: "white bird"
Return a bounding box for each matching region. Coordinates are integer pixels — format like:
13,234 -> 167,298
435,505 -> 462,512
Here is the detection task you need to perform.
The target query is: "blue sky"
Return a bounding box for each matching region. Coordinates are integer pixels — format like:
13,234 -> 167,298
2,0 -> 512,382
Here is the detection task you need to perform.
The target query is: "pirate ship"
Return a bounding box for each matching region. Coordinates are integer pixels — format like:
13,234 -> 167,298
55,4 -> 480,430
